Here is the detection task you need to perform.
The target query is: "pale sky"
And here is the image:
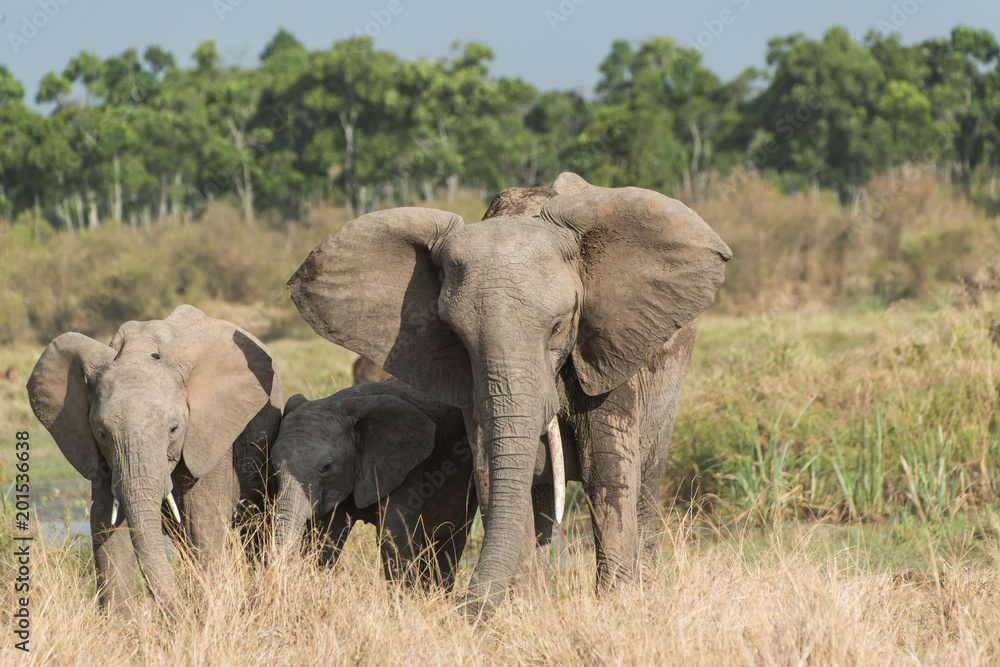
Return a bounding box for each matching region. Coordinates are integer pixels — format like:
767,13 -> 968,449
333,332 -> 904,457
3,0 -> 999,108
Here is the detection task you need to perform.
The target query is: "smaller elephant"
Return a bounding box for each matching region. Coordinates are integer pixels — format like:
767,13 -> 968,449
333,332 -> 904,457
28,305 -> 282,613
272,379 -> 477,590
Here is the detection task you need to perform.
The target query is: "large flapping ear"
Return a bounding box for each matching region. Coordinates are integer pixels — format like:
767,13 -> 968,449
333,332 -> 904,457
341,393 -> 437,508
542,174 -> 732,395
27,333 -> 116,480
160,326 -> 274,478
287,207 -> 473,408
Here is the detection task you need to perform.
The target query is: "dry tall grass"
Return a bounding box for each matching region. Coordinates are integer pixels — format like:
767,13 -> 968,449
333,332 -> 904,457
3,511 -> 1000,665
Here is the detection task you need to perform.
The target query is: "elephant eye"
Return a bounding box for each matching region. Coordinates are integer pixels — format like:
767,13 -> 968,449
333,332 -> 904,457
169,424 -> 180,436
319,460 -> 334,475
95,427 -> 107,441
551,320 -> 563,336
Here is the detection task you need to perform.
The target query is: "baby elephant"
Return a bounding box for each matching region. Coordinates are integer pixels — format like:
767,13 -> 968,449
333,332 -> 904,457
272,379 -> 477,589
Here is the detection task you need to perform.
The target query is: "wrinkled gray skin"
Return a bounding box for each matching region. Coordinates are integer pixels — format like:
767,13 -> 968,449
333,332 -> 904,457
288,173 -> 731,618
28,305 -> 282,614
272,379 -> 476,589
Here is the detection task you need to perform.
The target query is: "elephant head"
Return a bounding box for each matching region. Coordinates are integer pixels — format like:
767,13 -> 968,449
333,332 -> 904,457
287,173 -> 730,615
27,305 -> 275,608
271,389 -> 437,554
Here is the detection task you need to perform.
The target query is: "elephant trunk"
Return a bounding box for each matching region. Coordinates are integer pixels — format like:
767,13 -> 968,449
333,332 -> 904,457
463,366 -> 554,619
116,438 -> 179,614
273,472 -> 311,555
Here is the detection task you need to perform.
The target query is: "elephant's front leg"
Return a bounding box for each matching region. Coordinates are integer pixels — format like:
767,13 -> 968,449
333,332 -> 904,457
174,455 -> 238,566
568,387 -> 643,592
379,506 -> 426,587
314,505 -> 352,568
90,476 -> 136,613
586,449 -> 642,591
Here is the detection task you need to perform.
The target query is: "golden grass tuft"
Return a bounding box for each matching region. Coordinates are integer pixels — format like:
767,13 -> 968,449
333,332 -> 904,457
3,513 -> 1000,665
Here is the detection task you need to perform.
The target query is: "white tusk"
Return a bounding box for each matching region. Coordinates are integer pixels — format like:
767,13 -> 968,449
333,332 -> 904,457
166,492 -> 182,524
547,416 -> 565,524
111,497 -> 119,525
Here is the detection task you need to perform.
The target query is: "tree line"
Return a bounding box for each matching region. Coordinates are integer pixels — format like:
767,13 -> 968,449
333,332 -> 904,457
1,25 -> 998,231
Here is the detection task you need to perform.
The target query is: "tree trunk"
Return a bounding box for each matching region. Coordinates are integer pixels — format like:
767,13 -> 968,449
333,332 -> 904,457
56,199 -> 74,234
87,188 -> 99,228
226,117 -> 256,227
339,103 -> 360,216
400,173 -> 411,206
158,176 -> 169,224
74,192 -> 85,231
689,122 -> 703,201
113,154 -> 123,222
171,171 -> 183,226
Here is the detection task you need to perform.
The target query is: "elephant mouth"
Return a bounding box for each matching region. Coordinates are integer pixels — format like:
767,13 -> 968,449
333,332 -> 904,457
109,491 -> 182,526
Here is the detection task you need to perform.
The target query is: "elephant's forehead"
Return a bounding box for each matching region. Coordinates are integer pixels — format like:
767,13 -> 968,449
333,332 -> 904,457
444,217 -> 577,266
276,407 -> 351,449
95,356 -> 184,398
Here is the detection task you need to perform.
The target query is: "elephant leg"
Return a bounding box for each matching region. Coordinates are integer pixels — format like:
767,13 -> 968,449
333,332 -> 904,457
532,483 -> 555,549
581,421 -> 642,592
314,505 -> 353,568
175,456 -> 237,567
380,508 -> 424,587
233,425 -> 274,561
508,496 -> 551,598
90,477 -> 136,613
637,457 -> 667,581
429,528 -> 467,591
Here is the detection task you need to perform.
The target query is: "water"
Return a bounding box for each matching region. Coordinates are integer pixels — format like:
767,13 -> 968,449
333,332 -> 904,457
21,477 -> 92,543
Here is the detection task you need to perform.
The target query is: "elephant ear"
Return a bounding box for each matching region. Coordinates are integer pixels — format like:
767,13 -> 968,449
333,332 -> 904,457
287,207 -> 473,408
341,394 -> 437,508
284,393 -> 309,417
160,326 -> 275,478
541,179 -> 732,395
27,333 -> 116,481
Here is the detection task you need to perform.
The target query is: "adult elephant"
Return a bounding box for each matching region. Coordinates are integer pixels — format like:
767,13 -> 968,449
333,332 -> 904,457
28,305 -> 282,614
287,173 -> 730,618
